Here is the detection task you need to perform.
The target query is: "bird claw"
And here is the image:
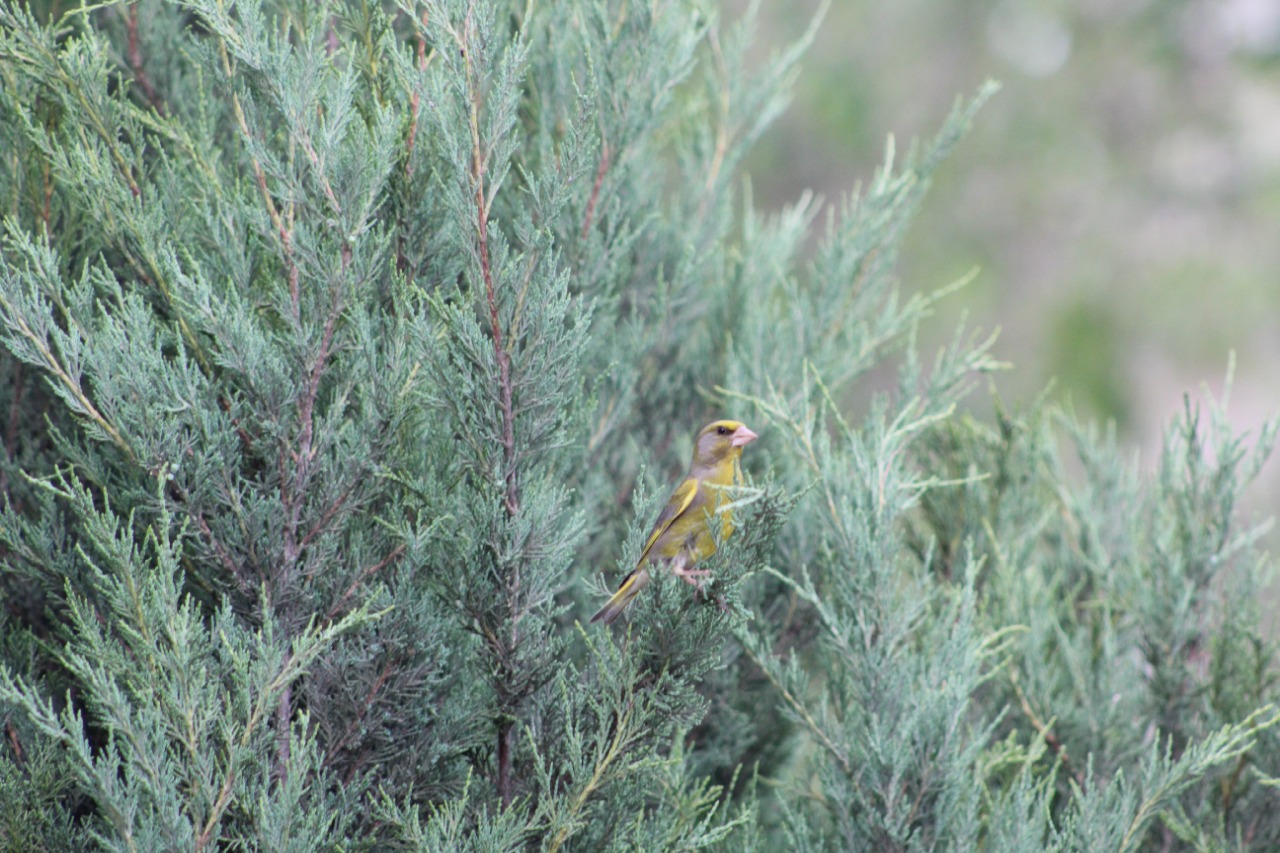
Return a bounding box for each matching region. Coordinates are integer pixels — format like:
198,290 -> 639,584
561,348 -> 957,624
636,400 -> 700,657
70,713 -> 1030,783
673,566 -> 711,590
670,561 -> 728,614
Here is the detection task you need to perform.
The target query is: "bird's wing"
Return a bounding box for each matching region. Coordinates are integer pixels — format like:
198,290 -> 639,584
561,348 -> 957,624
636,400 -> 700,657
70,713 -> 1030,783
635,476 -> 699,566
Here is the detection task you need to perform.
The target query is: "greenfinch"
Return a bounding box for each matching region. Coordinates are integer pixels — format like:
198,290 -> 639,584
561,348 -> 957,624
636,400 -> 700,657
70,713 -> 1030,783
591,419 -> 759,625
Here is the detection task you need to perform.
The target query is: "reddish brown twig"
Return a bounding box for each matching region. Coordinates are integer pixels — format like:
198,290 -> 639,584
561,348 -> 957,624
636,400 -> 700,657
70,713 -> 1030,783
326,545 -> 405,622
1,363 -> 23,498
40,160 -> 53,239
181,492 -> 254,595
1011,671 -> 1085,789
405,12 -> 429,180
214,36 -> 299,314
455,5 -> 523,809
300,486 -> 355,552
4,718 -> 24,766
327,655 -> 401,781
397,12 -> 431,277
282,288 -> 341,575
124,4 -> 166,116
580,143 -> 611,240
273,678 -> 291,785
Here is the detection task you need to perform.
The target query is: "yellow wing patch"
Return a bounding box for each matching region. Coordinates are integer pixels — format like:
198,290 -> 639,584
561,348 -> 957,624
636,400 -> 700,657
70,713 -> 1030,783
636,477 -> 699,567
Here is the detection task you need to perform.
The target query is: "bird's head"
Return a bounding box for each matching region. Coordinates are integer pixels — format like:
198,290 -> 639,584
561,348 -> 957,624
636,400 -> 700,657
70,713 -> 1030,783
691,419 -> 758,470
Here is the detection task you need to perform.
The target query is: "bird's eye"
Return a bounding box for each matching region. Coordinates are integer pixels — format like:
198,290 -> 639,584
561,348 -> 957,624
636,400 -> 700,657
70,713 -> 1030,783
716,426 -> 730,435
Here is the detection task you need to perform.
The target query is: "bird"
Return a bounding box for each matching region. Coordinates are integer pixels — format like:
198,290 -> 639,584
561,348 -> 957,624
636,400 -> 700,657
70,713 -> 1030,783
591,419 -> 759,625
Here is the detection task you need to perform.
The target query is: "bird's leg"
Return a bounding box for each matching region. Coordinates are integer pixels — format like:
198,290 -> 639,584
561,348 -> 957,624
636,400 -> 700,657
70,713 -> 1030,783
670,553 -> 711,590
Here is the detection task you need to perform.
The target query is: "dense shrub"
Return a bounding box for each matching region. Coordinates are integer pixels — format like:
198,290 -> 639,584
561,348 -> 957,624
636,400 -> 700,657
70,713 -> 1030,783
1,0 -> 1276,849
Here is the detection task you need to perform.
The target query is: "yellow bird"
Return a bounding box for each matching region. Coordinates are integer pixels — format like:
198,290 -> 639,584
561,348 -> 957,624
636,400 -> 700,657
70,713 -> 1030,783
591,419 -> 759,625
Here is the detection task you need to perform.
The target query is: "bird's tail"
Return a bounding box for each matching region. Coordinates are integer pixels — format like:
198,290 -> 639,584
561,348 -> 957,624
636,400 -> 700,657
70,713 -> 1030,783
590,568 -> 648,625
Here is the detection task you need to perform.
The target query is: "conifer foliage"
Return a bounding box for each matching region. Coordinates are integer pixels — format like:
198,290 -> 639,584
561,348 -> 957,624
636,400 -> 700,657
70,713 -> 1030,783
1,0 -> 1277,849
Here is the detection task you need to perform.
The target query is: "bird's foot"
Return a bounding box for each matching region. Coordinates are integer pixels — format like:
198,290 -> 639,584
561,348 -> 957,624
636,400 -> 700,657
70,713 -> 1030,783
673,566 -> 711,591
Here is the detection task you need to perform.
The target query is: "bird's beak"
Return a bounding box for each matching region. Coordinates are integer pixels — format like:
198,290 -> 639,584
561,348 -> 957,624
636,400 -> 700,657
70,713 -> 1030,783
731,425 -> 758,447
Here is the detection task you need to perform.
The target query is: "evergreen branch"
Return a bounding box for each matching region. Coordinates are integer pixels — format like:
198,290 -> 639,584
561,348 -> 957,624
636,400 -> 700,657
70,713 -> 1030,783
293,113 -> 344,224
3,717 -> 23,766
738,635 -> 851,776
326,544 -> 405,621
1010,667 -> 1083,788
0,288 -> 136,462
537,653 -> 650,853
209,3 -> 300,314
327,653 -> 401,780
36,155 -> 53,238
3,7 -> 216,375
0,361 -> 24,497
398,9 -> 432,276
1116,707 -> 1280,853
200,608 -> 381,847
159,473 -> 255,596
273,668 -> 294,787
1221,749 -> 1249,821
300,485 -> 355,552
121,3 -> 165,116
273,273 -> 344,778
580,142 -> 610,240
283,282 -> 343,578
28,44 -> 141,198
122,248 -> 217,380
405,11 -> 430,181
698,23 -> 730,215
720,377 -> 847,544
193,734 -> 242,850
445,1 -> 526,810
545,696 -> 641,853
462,15 -> 519,519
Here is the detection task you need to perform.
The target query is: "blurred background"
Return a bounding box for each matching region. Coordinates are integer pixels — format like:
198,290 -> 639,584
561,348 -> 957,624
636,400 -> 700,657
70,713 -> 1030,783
730,0 -> 1280,517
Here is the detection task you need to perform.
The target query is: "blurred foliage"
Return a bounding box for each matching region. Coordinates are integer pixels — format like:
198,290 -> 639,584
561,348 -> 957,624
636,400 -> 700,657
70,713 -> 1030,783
3,0 -> 1279,847
737,0 -> 1280,451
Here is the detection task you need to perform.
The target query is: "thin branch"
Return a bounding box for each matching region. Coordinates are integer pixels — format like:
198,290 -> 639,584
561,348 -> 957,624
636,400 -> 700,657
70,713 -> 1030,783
4,717 -> 24,766
0,291 -> 135,462
326,545 -> 404,622
497,719 -> 514,810
398,11 -> 431,276
283,284 -> 342,575
453,5 -> 524,811
1,362 -> 24,497
1010,670 -> 1085,789
405,12 -> 429,181
273,678 -> 291,785
300,484 -> 355,552
739,639 -> 852,776
545,700 -> 637,853
122,3 -> 166,116
295,126 -> 343,222
327,655 -> 401,767
181,493 -> 253,595
697,22 -> 731,220
579,142 -> 610,240
39,159 -> 52,240
466,67 -> 518,511
212,21 -> 299,315
52,67 -> 142,198
195,639 -> 313,850
195,765 -> 236,851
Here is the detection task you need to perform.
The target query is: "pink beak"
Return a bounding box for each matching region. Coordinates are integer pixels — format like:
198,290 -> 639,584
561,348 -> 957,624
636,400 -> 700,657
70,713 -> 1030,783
731,425 -> 759,447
